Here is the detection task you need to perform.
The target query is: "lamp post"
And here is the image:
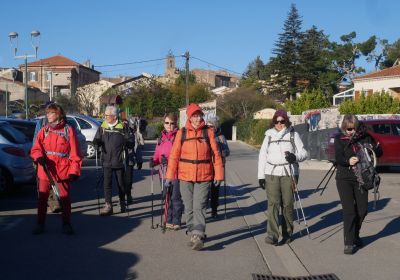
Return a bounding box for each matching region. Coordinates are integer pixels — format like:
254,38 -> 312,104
8,31 -> 41,119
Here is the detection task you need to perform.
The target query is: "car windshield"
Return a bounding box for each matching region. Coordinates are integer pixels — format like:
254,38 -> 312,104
0,123 -> 29,144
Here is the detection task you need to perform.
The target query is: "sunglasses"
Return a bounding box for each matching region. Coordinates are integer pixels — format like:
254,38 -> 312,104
164,122 -> 176,125
346,127 -> 355,131
274,120 -> 286,124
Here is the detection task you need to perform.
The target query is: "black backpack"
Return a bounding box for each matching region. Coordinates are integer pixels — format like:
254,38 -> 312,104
354,143 -> 381,192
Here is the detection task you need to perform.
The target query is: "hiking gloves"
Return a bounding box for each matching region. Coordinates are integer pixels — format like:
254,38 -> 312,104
259,179 -> 266,190
164,179 -> 173,187
36,157 -> 46,166
285,152 -> 296,164
137,162 -> 142,170
161,155 -> 168,166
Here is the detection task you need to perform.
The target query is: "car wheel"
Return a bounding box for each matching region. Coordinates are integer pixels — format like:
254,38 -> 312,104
86,142 -> 96,159
0,168 -> 12,195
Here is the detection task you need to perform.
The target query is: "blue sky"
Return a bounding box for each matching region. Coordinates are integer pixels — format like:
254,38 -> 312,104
0,0 -> 398,77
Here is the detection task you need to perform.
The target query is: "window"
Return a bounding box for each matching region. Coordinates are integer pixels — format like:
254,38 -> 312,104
29,72 -> 37,81
392,123 -> 400,136
372,124 -> 391,135
46,72 -> 52,81
75,117 -> 92,129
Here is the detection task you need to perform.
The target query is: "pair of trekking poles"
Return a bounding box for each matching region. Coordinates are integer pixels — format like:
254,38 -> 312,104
287,160 -> 310,238
149,160 -> 170,233
94,147 -> 130,217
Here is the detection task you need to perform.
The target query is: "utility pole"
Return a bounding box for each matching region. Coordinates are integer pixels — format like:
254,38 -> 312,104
5,83 -> 9,117
184,51 -> 190,106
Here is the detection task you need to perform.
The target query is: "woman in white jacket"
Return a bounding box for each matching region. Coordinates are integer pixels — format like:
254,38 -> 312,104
258,109 -> 308,245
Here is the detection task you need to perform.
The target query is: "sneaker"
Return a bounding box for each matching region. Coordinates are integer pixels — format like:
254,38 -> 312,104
344,245 -> 356,255
165,223 -> 175,230
32,224 -> 45,235
191,235 -> 204,251
62,223 -> 75,235
100,203 -> 113,216
354,237 -> 364,248
172,224 -> 181,231
264,236 -> 278,246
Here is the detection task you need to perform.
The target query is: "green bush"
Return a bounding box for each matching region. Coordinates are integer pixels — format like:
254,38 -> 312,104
339,91 -> 400,114
285,88 -> 331,114
236,118 -> 271,146
144,121 -> 164,139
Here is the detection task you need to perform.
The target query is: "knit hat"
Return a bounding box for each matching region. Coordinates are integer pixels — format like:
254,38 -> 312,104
186,103 -> 204,118
273,109 -> 288,120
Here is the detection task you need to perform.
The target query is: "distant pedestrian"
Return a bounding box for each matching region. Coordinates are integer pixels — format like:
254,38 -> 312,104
206,116 -> 230,218
258,109 -> 308,245
165,103 -> 224,250
30,103 -> 82,235
334,114 -> 381,254
150,113 -> 183,230
93,106 -> 134,216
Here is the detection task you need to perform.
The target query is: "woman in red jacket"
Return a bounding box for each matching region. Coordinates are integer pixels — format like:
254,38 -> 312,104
31,103 -> 82,235
165,103 -> 224,250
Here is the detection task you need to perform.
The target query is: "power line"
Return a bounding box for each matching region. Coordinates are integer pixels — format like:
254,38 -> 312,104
94,56 -> 181,68
190,56 -> 242,75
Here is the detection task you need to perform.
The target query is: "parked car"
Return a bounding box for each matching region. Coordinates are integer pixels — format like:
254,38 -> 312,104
65,114 -> 101,158
326,119 -> 400,167
33,116 -> 88,158
0,121 -> 36,194
0,118 -> 37,142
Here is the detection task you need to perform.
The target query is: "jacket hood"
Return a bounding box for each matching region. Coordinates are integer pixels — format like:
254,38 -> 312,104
186,103 -> 204,118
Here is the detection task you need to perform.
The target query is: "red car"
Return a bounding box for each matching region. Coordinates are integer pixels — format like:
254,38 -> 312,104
326,119 -> 400,167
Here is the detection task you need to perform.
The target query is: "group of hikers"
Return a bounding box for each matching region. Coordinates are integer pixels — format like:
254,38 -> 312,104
30,102 -> 381,254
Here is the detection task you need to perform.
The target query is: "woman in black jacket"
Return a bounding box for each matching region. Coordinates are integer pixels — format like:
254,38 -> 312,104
335,114 -> 381,255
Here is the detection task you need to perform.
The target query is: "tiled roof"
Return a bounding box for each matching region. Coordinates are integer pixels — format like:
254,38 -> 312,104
353,65 -> 400,80
27,55 -> 80,67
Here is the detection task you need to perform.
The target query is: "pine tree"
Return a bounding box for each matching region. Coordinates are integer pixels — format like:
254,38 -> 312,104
272,3 -> 303,100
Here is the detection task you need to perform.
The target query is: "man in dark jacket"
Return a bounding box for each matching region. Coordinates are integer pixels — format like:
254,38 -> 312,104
93,106 -> 134,216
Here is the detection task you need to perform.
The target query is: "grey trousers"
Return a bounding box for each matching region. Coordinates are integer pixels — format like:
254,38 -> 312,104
180,181 -> 211,238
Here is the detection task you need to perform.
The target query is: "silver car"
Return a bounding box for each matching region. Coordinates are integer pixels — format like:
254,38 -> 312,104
0,121 -> 35,194
64,114 -> 101,158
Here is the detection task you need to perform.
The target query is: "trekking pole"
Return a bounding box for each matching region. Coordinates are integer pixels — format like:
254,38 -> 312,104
159,164 -> 165,232
223,163 -> 227,219
313,162 -> 336,195
42,161 -> 63,213
293,193 -> 302,235
288,163 -> 310,238
123,148 -> 130,217
150,168 -> 157,229
95,148 -> 101,215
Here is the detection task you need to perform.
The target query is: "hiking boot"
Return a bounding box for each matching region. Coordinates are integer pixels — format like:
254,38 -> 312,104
187,235 -> 195,247
62,223 -> 75,235
191,235 -> 204,251
354,237 -> 364,248
344,245 -> 356,255
264,236 -> 278,246
126,194 -> 133,204
100,203 -> 113,216
120,202 -> 126,213
280,236 -> 293,245
32,224 -> 45,235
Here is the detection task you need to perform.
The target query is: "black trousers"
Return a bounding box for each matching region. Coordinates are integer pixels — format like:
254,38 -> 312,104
336,179 -> 368,245
125,165 -> 133,195
103,167 -> 125,204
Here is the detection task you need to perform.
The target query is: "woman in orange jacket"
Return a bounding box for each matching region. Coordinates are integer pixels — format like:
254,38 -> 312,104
165,103 -> 224,250
31,103 -> 82,235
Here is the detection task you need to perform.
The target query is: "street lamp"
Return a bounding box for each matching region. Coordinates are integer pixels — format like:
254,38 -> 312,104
8,30 -> 41,119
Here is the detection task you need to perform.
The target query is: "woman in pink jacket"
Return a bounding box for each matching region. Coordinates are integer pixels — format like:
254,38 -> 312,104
150,113 -> 183,230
